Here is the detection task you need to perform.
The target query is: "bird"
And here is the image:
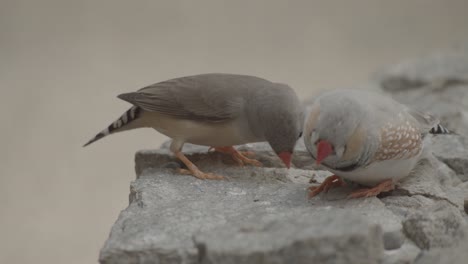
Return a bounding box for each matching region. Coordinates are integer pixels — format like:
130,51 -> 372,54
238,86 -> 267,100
303,89 -> 451,198
84,73 -> 304,180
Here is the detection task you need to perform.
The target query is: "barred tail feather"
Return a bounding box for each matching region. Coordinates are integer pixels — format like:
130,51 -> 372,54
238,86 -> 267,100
429,123 -> 452,135
83,106 -> 141,147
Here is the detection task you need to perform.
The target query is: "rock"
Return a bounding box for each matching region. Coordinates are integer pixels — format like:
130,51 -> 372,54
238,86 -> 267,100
393,156 -> 466,210
378,154 -> 465,219
100,149 -> 403,264
106,137 -> 465,264
381,195 -> 435,219
430,152 -> 463,187
430,135 -> 468,182
402,202 -> 467,250
414,231 -> 468,264
194,211 -> 383,264
374,53 -> 468,136
383,231 -> 406,250
398,158 -> 452,199
465,200 -> 468,215
382,241 -> 420,264
376,53 -> 468,91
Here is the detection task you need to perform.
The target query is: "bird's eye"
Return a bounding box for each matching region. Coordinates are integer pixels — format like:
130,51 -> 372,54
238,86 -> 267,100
298,131 -> 303,138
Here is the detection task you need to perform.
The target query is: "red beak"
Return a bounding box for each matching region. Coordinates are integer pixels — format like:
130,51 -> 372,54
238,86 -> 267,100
278,151 -> 292,169
316,140 -> 333,165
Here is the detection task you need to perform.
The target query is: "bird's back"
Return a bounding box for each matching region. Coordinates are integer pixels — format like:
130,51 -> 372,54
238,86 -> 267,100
316,89 -> 432,132
119,73 -> 289,123
138,73 -> 277,99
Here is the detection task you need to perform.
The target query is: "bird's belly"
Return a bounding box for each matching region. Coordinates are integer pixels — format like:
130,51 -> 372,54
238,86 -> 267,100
330,156 -> 420,186
184,122 -> 256,146
145,112 -> 260,147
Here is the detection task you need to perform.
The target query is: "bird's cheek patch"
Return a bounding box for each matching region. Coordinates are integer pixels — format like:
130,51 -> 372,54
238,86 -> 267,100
342,126 -> 366,161
305,105 -> 320,137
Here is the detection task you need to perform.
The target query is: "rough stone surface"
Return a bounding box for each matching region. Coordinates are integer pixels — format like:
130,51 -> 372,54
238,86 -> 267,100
414,232 -> 468,264
430,135 -> 468,182
100,141 -> 466,264
100,160 -> 400,264
194,212 -> 383,264
100,53 -> 468,263
402,202 -> 467,249
389,155 -> 466,211
382,241 -> 420,264
382,231 -> 405,251
373,53 -> 468,135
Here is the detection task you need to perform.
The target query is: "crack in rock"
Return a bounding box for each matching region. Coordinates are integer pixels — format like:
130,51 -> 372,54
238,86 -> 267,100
391,189 -> 459,208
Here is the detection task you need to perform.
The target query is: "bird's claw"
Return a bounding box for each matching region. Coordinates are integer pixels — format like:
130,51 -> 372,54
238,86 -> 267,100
232,152 -> 263,167
212,146 -> 262,167
347,179 -> 394,199
238,150 -> 255,157
308,175 -> 345,198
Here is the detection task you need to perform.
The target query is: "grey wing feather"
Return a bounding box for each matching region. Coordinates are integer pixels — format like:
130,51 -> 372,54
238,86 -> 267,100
118,76 -> 244,122
406,108 -> 439,131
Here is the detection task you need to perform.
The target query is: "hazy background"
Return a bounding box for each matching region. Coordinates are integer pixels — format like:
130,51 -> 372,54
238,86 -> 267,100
1,0 -> 468,263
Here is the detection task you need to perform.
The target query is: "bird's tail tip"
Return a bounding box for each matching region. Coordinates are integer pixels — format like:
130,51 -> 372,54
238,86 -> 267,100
82,106 -> 142,148
83,132 -> 107,147
429,123 -> 454,135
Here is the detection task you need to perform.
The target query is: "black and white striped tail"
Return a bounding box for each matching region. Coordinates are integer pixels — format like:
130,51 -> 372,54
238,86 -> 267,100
83,106 -> 141,147
429,123 -> 452,135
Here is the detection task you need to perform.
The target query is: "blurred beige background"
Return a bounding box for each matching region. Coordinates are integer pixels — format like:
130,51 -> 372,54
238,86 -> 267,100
1,0 -> 468,263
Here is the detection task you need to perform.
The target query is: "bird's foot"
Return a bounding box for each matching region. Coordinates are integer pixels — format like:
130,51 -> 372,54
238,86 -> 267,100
238,150 -> 256,157
348,179 -> 394,199
308,175 -> 345,198
177,168 -> 224,180
175,151 -> 224,180
212,146 -> 262,167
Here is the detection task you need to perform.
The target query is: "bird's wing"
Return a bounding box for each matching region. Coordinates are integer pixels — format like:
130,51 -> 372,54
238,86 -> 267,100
406,108 -> 439,132
374,121 -> 424,162
373,109 -> 427,162
118,75 -> 246,122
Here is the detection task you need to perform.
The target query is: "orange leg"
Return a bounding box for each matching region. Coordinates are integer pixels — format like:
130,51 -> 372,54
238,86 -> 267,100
348,179 -> 394,199
175,151 -> 224,180
308,175 -> 346,198
212,146 -> 262,167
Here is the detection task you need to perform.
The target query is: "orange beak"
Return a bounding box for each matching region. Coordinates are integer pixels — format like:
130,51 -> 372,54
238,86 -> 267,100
316,140 -> 333,165
278,151 -> 292,169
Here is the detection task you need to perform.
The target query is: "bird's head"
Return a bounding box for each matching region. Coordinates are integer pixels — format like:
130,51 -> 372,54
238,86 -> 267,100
266,127 -> 303,169
308,135 -> 348,166
304,94 -> 362,166
263,86 -> 304,169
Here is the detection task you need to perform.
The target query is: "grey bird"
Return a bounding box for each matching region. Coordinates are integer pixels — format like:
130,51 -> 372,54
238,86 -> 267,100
303,89 -> 451,198
84,73 -> 304,179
